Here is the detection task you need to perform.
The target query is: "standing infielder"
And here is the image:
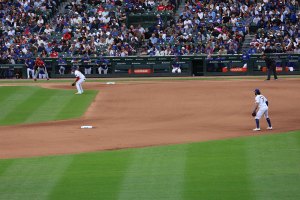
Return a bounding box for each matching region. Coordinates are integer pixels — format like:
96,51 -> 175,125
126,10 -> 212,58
252,89 -> 273,131
71,66 -> 86,94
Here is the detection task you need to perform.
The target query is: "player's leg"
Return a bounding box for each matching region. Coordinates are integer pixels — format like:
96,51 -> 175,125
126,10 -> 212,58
59,66 -> 62,74
44,67 -> 49,80
264,109 -> 272,129
273,66 -> 278,80
104,68 -> 108,74
80,79 -> 85,93
98,67 -> 101,74
266,67 -> 271,80
75,79 -> 84,94
80,83 -> 83,93
27,68 -> 31,79
178,68 -> 182,73
30,69 -> 35,79
34,67 -> 40,80
75,82 -> 81,94
85,68 -> 88,75
254,109 -> 264,131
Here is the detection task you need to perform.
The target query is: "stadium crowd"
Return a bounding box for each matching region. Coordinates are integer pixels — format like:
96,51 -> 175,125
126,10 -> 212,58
247,0 -> 300,54
0,0 -> 299,64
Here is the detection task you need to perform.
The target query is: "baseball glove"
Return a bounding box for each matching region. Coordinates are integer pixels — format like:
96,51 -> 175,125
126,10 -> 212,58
252,112 -> 256,117
71,82 -> 75,86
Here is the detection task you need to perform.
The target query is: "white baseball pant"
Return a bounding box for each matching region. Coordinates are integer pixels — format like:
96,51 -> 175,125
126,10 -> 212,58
76,78 -> 85,94
27,68 -> 35,79
255,107 -> 269,119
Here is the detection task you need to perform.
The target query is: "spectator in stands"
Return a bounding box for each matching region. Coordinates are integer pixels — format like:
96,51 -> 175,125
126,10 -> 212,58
218,46 -> 228,55
25,57 -> 35,79
1,0 -> 299,65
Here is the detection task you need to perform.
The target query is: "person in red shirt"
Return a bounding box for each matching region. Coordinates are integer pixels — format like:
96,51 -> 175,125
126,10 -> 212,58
157,4 -> 165,11
50,50 -> 58,58
165,4 -> 174,11
63,32 -> 72,41
34,57 -> 49,81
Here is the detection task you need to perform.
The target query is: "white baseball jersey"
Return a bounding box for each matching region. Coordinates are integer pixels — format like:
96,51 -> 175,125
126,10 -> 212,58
255,95 -> 268,108
75,70 -> 85,80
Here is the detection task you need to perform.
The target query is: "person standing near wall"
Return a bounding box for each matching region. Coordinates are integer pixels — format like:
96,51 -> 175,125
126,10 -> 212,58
34,57 -> 49,81
262,53 -> 278,80
25,56 -> 35,79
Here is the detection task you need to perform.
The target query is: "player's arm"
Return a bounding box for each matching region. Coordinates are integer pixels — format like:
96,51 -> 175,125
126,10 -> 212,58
265,97 -> 269,106
72,74 -> 80,86
74,76 -> 80,83
252,102 -> 259,113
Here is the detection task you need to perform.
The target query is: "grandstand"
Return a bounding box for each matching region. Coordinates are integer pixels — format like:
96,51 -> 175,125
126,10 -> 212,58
0,0 -> 299,72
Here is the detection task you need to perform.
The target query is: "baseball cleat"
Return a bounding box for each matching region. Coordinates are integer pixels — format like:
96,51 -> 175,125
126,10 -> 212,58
267,127 -> 273,130
75,92 -> 82,95
253,128 -> 261,131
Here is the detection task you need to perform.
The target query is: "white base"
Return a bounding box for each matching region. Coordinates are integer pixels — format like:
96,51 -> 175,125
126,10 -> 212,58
106,82 -> 115,84
81,126 -> 93,129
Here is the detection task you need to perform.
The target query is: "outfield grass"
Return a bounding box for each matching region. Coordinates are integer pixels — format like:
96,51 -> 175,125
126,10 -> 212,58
0,131 -> 299,200
0,86 -> 97,125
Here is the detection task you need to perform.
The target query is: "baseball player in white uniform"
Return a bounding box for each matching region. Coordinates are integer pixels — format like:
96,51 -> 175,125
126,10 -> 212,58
252,89 -> 272,131
71,66 -> 86,94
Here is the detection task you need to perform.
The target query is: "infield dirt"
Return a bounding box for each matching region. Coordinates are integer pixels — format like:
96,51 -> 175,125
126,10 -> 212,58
1,78 -> 300,158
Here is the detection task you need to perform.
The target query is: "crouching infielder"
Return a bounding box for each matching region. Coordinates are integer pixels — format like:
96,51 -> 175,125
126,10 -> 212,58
71,66 -> 86,94
34,57 -> 49,81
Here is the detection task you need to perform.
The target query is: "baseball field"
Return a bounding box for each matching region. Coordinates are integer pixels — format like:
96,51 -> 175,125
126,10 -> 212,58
0,77 -> 300,200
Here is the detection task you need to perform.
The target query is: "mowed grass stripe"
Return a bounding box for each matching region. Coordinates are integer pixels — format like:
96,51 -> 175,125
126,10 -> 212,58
1,87 -> 56,125
0,87 -> 38,124
0,87 -> 22,104
0,156 -> 73,200
23,90 -> 75,124
183,139 -> 253,199
55,90 -> 98,120
246,132 -> 300,200
0,87 -> 98,125
49,150 -> 132,200
118,145 -> 187,200
0,160 -> 13,177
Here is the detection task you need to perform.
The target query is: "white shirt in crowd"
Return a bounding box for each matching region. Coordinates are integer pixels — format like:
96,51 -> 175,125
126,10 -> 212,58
106,37 -> 114,45
44,27 -> 53,35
